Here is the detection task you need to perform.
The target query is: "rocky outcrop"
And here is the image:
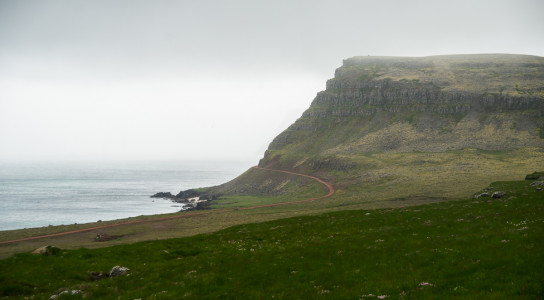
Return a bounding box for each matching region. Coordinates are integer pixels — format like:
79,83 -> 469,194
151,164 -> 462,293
261,54 -> 544,165
150,192 -> 175,199
492,191 -> 506,198
184,200 -> 211,211
151,188 -> 218,211
151,189 -> 218,202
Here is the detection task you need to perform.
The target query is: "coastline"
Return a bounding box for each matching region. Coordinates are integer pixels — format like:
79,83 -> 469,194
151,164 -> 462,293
0,160 -> 251,231
0,166 -> 336,259
0,211 -> 180,243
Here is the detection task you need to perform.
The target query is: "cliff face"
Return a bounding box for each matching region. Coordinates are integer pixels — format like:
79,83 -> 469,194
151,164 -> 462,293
208,54 -> 544,204
261,54 -> 544,166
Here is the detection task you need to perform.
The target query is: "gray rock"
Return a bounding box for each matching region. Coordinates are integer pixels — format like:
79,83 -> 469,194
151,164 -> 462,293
474,192 -> 490,199
529,181 -> 544,187
50,290 -> 82,299
150,192 -> 175,199
109,265 -> 130,277
492,191 -> 506,198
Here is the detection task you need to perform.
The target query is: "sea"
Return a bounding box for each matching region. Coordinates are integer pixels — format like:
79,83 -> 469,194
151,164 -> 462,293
0,161 -> 251,231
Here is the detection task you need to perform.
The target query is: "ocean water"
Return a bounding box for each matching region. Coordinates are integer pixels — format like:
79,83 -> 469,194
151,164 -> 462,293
0,161 -> 251,231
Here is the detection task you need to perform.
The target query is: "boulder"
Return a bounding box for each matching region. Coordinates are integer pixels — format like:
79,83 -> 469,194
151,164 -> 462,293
529,181 -> 544,187
491,191 -> 506,198
109,265 -> 130,277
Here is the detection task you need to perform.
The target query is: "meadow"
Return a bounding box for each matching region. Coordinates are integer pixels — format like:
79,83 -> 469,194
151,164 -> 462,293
1,176 -> 542,299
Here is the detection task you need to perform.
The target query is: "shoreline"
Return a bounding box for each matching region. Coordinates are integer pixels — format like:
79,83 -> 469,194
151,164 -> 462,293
0,197 -> 186,233
0,210 -> 184,243
0,166 -> 335,247
0,161 -> 250,232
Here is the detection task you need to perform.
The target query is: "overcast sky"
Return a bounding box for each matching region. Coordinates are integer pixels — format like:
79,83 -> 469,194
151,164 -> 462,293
1,0 -> 543,164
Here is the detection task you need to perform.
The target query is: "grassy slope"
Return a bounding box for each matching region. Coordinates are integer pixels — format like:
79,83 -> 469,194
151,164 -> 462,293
261,148 -> 544,205
254,55 -> 544,216
209,167 -> 328,208
1,177 -> 543,299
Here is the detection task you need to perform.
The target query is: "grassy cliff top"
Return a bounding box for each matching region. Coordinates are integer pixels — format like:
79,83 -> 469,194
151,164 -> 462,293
336,54 -> 544,97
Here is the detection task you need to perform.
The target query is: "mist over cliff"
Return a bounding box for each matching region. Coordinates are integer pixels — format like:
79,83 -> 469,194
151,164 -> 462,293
261,54 -> 544,165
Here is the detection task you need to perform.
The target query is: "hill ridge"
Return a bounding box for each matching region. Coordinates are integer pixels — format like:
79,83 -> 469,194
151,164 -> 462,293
261,54 -> 544,160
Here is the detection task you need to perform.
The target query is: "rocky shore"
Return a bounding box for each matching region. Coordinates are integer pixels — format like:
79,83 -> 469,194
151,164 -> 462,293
151,189 -> 218,211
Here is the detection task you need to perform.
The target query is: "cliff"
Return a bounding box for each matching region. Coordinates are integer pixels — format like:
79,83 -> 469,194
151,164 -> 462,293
198,54 -> 544,204
261,54 -> 544,167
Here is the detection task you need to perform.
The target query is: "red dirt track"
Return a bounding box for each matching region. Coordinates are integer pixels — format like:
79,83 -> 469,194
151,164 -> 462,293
0,166 -> 335,245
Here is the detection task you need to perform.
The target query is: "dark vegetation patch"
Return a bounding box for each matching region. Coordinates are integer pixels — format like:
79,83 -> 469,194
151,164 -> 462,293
525,171 -> 544,180
93,234 -> 127,242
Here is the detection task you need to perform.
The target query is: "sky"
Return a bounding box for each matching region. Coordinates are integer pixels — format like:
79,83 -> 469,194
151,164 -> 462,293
1,0 -> 543,164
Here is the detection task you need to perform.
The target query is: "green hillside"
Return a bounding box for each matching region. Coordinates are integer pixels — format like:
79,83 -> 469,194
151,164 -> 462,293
2,177 -> 543,299
212,54 -> 544,207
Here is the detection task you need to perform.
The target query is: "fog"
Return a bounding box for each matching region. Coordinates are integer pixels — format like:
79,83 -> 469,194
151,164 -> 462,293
1,0 -> 543,163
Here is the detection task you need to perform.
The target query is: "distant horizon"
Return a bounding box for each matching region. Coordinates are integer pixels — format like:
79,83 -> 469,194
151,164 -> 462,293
0,158 -> 257,169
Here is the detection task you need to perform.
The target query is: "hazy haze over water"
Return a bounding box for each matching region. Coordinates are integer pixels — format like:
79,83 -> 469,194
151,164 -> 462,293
1,0 -> 543,163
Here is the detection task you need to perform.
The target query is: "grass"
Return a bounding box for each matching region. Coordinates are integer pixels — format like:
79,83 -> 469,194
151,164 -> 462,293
211,183 -> 324,209
1,177 -> 543,299
211,180 -> 325,209
262,148 -> 544,209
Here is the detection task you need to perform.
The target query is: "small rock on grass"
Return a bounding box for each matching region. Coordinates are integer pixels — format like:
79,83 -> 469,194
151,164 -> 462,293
90,266 -> 130,281
491,191 -> 505,198
109,265 -> 130,277
50,289 -> 82,299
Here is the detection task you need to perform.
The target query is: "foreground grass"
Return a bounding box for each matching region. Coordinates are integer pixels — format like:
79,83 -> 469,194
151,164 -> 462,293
1,178 -> 543,299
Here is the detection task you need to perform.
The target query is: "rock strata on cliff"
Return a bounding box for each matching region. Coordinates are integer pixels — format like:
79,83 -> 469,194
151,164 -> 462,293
261,54 -> 544,166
